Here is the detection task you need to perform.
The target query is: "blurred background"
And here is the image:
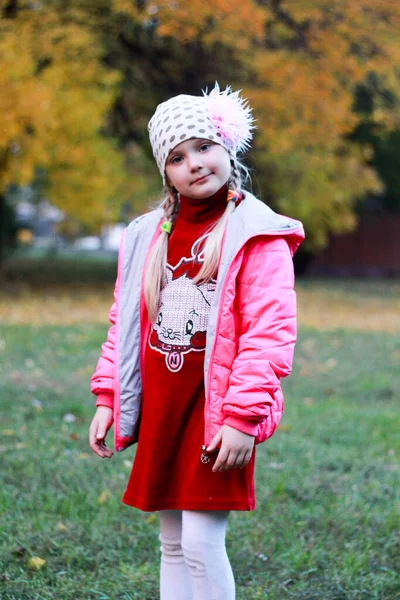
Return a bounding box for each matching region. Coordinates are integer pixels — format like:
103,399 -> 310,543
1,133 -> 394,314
0,2 -> 399,599
1,0 -> 400,277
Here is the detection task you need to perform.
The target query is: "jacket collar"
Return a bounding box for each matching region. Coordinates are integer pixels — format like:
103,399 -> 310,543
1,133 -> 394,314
220,191 -> 305,267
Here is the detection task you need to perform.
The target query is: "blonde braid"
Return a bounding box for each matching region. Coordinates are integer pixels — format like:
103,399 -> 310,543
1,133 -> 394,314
227,157 -> 243,191
144,185 -> 179,322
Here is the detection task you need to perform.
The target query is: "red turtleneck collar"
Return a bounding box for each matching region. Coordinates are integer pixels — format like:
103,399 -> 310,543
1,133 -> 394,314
178,184 -> 229,224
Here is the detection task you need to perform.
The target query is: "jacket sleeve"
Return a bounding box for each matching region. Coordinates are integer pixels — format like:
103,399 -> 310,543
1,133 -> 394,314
90,297 -> 117,409
90,232 -> 125,409
223,236 -> 297,435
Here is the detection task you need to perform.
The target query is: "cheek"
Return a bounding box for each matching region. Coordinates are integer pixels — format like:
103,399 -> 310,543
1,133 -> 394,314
220,157 -> 232,181
213,148 -> 231,178
165,167 -> 174,186
165,166 -> 186,189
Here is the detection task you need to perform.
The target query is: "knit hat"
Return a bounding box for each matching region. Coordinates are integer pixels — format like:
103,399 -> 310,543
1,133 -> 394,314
148,82 -> 256,183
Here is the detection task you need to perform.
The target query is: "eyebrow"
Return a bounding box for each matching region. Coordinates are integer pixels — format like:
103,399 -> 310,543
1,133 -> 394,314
168,151 -> 181,159
168,140 -> 212,161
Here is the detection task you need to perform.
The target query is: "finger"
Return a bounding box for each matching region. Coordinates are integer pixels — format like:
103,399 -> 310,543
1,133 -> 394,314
212,446 -> 230,472
89,420 -> 107,458
91,439 -> 113,459
89,419 -> 99,447
90,440 -> 106,458
221,450 -> 241,472
206,429 -> 223,453
239,451 -> 252,469
98,437 -> 114,458
100,444 -> 114,458
230,450 -> 245,470
96,427 -> 106,441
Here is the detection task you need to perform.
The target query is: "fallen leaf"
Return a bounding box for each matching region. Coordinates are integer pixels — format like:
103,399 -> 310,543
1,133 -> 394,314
3,429 -> 15,436
78,453 -> 90,459
146,513 -> 157,524
123,460 -> 132,469
97,491 -> 110,505
27,556 -> 46,570
15,443 -> 26,450
56,522 -> 68,533
277,424 -> 291,432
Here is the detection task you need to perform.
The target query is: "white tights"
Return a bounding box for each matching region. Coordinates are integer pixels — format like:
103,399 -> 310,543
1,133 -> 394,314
159,510 -> 235,600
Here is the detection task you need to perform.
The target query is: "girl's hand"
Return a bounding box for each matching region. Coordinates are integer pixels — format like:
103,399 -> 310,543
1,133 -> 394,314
89,406 -> 114,458
206,425 -> 255,472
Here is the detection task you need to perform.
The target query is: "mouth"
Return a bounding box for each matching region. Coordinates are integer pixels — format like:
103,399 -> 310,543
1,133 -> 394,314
192,174 -> 211,185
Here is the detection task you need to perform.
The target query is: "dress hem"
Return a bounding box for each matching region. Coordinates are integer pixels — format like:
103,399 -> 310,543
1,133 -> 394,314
122,495 -> 256,512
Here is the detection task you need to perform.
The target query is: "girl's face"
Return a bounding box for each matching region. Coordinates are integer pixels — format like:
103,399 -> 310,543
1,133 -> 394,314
165,138 -> 231,199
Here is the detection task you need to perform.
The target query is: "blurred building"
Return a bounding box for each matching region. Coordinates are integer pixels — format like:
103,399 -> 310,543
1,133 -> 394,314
309,213 -> 400,277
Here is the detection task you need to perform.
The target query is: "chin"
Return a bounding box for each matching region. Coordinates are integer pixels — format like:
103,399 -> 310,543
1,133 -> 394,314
191,183 -> 220,199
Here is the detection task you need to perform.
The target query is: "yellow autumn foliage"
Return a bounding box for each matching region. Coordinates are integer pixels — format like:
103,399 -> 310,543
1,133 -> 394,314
111,0 -> 400,248
2,1 -> 400,247
0,3 -> 128,226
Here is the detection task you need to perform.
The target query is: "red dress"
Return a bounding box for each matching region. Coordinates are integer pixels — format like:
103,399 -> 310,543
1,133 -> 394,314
122,186 -> 256,511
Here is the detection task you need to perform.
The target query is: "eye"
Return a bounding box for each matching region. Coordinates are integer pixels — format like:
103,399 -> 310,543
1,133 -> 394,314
157,312 -> 162,326
199,143 -> 211,152
170,155 -> 182,164
185,319 -> 194,335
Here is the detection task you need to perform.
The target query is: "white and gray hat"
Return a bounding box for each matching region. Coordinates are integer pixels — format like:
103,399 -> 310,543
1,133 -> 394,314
148,83 -> 256,183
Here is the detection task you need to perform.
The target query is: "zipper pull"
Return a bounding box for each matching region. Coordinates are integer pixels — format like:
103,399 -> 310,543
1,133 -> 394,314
200,445 -> 210,464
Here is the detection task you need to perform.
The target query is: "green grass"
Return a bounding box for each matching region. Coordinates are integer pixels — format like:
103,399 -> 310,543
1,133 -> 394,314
0,323 -> 399,599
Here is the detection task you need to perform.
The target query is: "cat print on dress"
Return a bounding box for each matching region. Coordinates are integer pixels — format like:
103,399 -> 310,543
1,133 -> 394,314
149,233 -> 216,372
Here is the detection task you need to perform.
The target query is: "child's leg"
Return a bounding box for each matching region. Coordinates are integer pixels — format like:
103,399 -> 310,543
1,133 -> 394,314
181,510 -> 235,600
159,510 -> 193,600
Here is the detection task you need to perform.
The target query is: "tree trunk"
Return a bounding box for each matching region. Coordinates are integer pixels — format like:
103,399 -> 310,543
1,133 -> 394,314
0,193 -> 17,277
0,194 -> 6,274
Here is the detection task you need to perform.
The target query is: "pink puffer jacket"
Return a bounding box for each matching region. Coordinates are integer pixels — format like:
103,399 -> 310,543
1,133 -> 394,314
91,191 -> 305,451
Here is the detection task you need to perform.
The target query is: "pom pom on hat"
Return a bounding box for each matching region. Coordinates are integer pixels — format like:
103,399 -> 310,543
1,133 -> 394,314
203,82 -> 256,154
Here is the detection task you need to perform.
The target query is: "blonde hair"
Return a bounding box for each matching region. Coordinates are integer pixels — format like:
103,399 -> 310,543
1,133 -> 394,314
144,157 -> 249,323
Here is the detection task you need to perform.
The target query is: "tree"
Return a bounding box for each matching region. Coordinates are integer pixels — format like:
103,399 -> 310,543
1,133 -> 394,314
0,1 -> 135,234
2,0 -> 400,252
109,0 -> 400,249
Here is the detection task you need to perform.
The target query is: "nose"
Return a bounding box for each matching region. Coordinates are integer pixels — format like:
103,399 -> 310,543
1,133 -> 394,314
187,152 -> 203,172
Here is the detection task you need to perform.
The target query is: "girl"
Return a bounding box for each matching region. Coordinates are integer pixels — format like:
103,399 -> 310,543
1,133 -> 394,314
89,83 -> 305,600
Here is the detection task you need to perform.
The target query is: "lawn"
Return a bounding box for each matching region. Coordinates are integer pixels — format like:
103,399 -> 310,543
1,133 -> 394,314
0,278 -> 399,599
